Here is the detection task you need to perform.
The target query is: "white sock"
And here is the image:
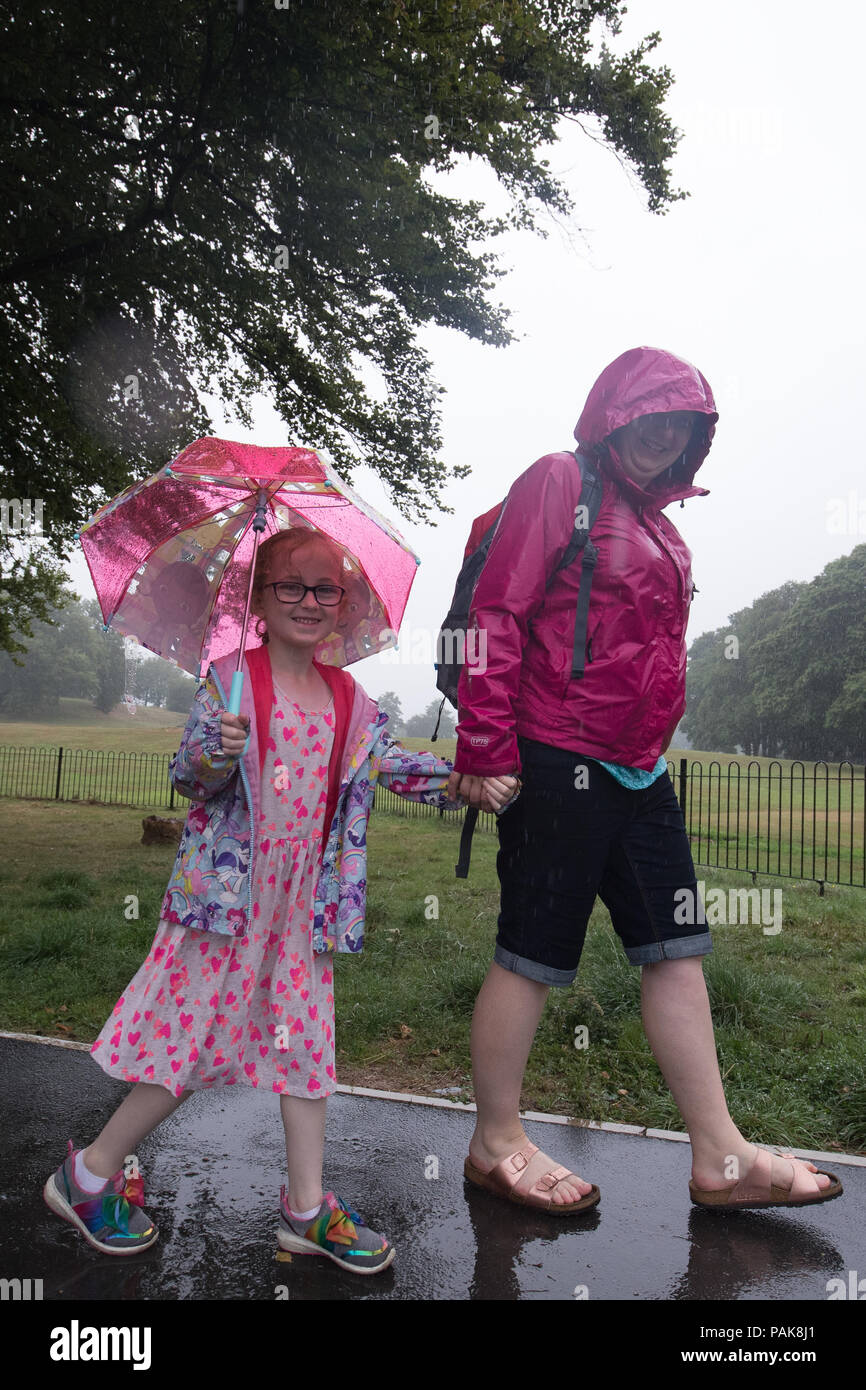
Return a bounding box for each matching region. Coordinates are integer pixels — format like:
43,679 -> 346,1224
74,1150 -> 112,1192
289,1201 -> 321,1221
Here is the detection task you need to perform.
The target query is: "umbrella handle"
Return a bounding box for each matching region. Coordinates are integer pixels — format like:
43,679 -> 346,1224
225,485 -> 267,759
227,671 -> 251,755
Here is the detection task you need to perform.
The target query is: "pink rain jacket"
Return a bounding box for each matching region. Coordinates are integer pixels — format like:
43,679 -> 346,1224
454,347 -> 718,777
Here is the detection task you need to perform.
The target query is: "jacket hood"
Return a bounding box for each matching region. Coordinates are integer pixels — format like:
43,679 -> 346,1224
573,346 -> 718,506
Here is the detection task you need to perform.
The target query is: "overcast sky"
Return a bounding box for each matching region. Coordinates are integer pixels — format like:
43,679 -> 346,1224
66,0 -> 866,722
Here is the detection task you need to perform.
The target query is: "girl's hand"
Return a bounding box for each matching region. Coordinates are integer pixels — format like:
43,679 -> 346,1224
480,774 -> 521,814
447,771 -> 486,808
217,712 -> 250,758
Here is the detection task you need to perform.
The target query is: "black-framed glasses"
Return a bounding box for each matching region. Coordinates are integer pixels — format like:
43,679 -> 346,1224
267,581 -> 346,606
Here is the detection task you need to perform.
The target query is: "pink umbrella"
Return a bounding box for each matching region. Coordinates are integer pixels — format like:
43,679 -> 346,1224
78,437 -> 419,713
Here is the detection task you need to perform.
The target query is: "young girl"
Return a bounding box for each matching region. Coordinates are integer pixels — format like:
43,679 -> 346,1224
43,526 -> 517,1274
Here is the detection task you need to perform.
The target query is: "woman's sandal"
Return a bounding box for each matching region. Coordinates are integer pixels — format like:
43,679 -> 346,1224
464,1140 -> 600,1215
689,1146 -> 843,1211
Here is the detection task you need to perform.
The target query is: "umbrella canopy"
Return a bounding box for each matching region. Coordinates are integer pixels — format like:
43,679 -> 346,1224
78,438 -> 420,679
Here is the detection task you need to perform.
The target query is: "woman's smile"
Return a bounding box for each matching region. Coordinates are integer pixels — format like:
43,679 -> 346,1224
612,410 -> 697,483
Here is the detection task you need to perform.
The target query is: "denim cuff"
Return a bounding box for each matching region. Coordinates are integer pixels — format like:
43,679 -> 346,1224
493,945 -> 576,989
623,933 -> 714,966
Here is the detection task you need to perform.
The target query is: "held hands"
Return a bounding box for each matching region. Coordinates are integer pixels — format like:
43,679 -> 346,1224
447,771 -> 521,815
216,712 -> 250,759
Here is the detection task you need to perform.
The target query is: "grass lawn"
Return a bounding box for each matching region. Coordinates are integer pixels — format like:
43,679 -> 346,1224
1,795 -> 864,1155
0,698 -> 188,753
4,705 -> 863,884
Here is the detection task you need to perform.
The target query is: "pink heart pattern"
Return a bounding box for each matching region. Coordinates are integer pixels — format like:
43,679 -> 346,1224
90,701 -> 338,1098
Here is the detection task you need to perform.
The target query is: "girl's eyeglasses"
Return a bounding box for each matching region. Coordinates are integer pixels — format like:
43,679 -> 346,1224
267,582 -> 346,606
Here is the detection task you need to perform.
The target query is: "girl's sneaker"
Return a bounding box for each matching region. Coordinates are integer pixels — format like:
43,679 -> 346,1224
277,1186 -> 395,1274
43,1140 -> 158,1255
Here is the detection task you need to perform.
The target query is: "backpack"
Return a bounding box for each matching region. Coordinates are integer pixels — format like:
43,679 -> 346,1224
431,449 -> 605,876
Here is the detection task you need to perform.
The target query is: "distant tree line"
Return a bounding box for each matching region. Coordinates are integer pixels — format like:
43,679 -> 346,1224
0,592 -> 196,718
375,692 -> 455,740
682,545 -> 866,762
0,594 -> 457,731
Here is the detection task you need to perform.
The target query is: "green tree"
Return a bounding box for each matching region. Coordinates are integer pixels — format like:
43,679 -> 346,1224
0,591 -> 116,715
80,599 -> 126,713
682,582 -> 805,756
1,0 -> 685,653
130,655 -> 170,707
680,627 -> 732,753
751,548 -> 866,761
825,672 -> 866,762
404,698 -> 455,739
166,668 -> 198,714
91,629 -> 126,714
0,544 -> 68,665
375,690 -> 405,733
683,552 -> 866,762
0,611 -> 67,717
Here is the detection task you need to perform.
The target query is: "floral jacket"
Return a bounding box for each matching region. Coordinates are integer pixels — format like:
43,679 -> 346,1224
160,649 -> 461,953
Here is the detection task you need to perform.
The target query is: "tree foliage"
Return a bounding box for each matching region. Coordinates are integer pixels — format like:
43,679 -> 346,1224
403,697 -> 455,739
375,689 -> 405,732
91,622 -> 126,713
0,592 -> 110,714
129,654 -> 170,707
0,592 -> 188,718
166,668 -> 198,714
0,0 -> 685,653
682,548 -> 866,762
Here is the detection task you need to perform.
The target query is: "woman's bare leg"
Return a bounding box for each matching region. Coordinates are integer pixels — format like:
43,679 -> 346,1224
83,1083 -> 194,1179
468,961 -> 594,1204
641,957 -> 831,1194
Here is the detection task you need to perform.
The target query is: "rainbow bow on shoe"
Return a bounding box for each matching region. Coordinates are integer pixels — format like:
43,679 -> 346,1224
120,1172 -> 146,1208
319,1199 -> 358,1248
76,1168 -> 148,1239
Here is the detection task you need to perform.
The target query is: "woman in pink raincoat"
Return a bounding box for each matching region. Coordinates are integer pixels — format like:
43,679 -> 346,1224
450,346 -> 843,1215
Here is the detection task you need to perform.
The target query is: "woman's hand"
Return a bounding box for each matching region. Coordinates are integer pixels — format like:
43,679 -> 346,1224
481,774 -> 521,813
447,770 -> 520,814
217,711 -> 250,758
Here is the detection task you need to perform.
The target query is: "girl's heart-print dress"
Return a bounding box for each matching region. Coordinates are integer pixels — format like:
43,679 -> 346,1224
91,683 -> 337,1099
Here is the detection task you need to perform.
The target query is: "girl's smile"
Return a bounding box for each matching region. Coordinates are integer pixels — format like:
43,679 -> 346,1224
255,544 -> 347,647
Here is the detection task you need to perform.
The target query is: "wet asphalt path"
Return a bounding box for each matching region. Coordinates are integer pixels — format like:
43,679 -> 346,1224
2,1035 -> 864,1306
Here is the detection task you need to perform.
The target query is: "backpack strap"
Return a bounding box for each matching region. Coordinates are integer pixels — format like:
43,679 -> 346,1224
431,695 -> 446,742
558,450 -> 604,679
455,805 -> 478,878
313,659 -> 356,853
569,538 -> 599,677
450,450 -> 604,879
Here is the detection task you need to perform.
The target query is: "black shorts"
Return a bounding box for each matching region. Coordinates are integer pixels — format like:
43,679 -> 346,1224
494,738 -> 713,987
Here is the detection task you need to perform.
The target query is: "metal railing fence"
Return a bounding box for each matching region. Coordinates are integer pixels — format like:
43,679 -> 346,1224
1,746 -> 863,891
